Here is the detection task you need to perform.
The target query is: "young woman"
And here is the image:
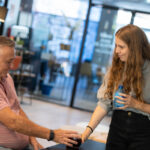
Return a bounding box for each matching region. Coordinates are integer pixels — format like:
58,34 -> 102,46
82,24 -> 150,150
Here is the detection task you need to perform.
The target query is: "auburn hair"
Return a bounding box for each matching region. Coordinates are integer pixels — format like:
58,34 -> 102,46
104,24 -> 150,102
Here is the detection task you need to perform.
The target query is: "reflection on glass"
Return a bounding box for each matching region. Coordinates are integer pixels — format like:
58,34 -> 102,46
73,8 -> 132,111
134,13 -> 150,29
32,0 -> 88,105
134,13 -> 150,42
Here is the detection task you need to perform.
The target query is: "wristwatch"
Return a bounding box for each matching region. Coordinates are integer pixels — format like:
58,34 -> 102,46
48,130 -> 55,141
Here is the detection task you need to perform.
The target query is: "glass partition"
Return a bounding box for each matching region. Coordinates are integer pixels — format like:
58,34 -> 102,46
73,7 -> 132,111
134,13 -> 150,41
31,0 -> 89,105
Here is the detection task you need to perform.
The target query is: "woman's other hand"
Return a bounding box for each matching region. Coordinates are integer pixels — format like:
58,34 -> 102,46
115,93 -> 140,109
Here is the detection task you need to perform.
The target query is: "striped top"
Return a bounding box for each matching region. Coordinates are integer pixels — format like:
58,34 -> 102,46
0,74 -> 29,149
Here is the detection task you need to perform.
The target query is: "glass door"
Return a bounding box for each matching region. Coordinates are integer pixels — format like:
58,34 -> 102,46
31,0 -> 89,105
133,13 -> 150,41
73,6 -> 132,111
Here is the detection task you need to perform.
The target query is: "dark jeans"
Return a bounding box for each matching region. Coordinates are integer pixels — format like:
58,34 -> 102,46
106,110 -> 150,150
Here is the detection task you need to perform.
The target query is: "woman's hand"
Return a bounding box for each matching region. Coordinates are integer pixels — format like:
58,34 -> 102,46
81,126 -> 93,144
81,133 -> 88,144
115,93 -> 140,109
29,137 -> 43,150
53,129 -> 81,147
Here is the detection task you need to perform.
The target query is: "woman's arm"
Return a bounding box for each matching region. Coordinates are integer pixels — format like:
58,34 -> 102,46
82,105 -> 107,142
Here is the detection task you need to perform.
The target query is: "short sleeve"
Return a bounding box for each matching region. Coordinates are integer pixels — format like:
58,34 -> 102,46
0,88 -> 9,110
97,70 -> 112,112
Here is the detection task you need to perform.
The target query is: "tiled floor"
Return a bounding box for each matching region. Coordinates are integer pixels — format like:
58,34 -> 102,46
21,98 -> 111,148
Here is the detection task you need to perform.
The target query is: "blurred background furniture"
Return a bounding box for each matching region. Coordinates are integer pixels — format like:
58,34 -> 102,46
10,50 -> 36,105
10,55 -> 22,71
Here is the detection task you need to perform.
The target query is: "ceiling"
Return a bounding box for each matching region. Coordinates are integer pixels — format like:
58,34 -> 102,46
91,0 -> 150,14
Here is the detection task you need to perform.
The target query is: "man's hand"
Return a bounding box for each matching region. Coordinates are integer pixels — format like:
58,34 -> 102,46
53,129 -> 81,147
29,137 -> 43,150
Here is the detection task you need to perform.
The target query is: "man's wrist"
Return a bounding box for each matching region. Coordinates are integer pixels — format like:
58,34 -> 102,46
48,130 -> 55,141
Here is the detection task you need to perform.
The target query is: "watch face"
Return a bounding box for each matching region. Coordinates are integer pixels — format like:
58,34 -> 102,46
48,130 -> 55,141
50,130 -> 55,140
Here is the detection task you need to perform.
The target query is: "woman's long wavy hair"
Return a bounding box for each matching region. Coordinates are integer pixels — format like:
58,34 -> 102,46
104,24 -> 150,102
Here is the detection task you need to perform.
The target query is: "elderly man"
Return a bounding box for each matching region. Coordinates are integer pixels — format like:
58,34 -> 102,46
0,36 -> 80,150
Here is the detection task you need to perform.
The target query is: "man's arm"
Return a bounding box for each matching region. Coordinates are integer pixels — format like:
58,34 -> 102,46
19,108 -> 29,118
0,106 -> 81,147
19,108 -> 44,150
0,106 -> 50,139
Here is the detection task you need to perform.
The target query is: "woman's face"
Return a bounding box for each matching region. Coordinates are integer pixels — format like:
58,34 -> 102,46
115,37 -> 129,62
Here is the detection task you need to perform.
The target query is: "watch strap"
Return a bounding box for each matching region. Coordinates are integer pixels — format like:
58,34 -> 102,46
48,130 -> 55,141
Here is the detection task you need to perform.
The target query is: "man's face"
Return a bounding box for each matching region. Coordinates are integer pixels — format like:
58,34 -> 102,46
0,46 -> 15,78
